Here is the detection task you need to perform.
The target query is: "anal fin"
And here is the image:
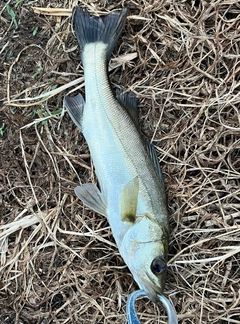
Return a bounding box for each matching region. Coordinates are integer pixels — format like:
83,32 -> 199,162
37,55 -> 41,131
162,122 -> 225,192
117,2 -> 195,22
63,94 -> 85,132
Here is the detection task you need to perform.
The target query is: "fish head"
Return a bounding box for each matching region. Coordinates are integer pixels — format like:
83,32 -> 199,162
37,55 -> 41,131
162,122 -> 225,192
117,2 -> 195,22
120,214 -> 168,302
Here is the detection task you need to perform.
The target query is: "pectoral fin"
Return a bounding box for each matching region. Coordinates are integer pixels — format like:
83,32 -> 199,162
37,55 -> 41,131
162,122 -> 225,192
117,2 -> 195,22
120,177 -> 139,223
74,184 -> 107,217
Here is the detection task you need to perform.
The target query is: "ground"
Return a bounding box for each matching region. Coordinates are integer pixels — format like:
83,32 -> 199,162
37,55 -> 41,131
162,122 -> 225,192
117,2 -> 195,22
0,0 -> 240,323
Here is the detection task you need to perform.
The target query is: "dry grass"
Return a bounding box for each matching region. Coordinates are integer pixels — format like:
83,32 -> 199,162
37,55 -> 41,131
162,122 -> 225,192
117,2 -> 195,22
0,0 -> 240,323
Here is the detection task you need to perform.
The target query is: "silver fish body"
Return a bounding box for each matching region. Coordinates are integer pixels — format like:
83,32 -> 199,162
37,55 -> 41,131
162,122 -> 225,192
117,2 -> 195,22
64,7 -> 169,302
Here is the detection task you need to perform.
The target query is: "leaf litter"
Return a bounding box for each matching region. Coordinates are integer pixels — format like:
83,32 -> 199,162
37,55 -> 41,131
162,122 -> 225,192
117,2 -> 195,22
0,0 -> 240,323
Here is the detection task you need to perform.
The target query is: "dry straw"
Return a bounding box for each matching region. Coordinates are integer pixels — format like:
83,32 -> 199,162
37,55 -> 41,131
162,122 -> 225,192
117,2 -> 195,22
1,0 -> 240,323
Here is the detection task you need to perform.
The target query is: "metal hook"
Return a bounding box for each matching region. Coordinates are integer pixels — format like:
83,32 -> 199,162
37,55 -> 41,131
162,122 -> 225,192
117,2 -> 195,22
127,290 -> 178,324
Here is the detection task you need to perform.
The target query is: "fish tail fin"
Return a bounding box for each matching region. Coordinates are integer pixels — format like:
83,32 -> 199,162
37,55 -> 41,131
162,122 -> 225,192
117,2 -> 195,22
73,7 -> 128,60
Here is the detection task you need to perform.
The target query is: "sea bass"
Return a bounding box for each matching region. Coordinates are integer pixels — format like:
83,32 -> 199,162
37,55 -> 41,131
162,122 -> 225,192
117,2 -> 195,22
64,7 -> 169,302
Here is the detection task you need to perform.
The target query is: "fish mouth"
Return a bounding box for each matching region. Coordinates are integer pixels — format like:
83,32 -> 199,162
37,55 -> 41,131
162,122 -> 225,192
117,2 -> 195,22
139,272 -> 165,302
147,289 -> 161,303
144,285 -> 162,303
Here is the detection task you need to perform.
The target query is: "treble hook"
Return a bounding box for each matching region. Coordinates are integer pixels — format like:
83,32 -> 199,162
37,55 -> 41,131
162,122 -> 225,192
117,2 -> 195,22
127,290 -> 178,324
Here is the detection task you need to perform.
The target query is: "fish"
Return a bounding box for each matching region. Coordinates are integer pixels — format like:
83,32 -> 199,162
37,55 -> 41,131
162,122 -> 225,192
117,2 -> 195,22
63,6 -> 169,303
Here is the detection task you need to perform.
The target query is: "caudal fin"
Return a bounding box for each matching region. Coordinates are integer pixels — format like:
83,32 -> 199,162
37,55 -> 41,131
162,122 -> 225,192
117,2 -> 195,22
73,7 -> 128,61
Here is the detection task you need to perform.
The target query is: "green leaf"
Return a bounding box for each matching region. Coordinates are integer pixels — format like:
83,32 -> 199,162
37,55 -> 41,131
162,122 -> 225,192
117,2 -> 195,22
6,4 -> 18,28
15,0 -> 25,8
33,27 -> 38,36
0,123 -> 5,136
32,67 -> 43,78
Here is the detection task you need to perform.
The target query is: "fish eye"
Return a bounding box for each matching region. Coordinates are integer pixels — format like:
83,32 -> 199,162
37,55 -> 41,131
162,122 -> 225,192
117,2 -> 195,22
151,257 -> 166,276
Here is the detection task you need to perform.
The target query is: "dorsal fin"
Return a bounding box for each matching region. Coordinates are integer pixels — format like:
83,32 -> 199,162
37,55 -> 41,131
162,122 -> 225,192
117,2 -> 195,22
116,89 -> 139,128
147,142 -> 165,188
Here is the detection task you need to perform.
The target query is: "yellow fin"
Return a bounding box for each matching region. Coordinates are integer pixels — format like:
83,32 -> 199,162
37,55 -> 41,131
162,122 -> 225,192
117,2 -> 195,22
120,177 -> 139,223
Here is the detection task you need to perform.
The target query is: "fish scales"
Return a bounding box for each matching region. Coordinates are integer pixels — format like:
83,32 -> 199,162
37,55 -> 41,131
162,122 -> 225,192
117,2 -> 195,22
64,7 -> 169,302
83,43 -> 167,220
